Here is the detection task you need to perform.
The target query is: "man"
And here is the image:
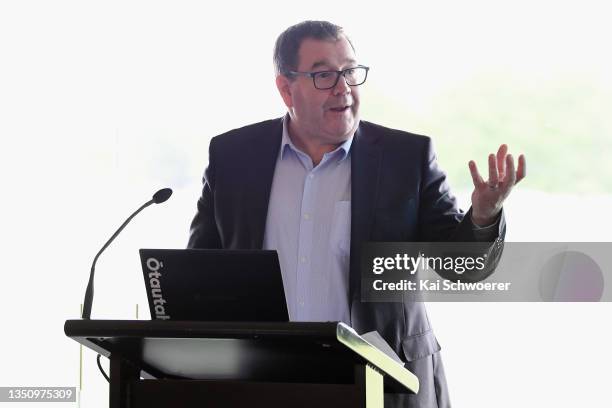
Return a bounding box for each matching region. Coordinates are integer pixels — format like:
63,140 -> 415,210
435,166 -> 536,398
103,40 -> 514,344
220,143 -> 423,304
188,20 -> 525,407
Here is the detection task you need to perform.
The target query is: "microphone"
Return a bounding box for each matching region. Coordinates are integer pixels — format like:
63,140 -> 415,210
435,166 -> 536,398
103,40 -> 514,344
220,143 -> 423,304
152,188 -> 172,204
81,188 -> 173,319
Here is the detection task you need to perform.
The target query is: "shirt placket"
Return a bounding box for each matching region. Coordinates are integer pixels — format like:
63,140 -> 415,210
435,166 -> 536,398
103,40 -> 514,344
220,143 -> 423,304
295,166 -> 317,320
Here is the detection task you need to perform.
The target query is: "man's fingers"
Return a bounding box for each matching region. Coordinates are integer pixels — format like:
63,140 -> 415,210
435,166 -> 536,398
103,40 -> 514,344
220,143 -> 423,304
488,154 -> 499,187
468,160 -> 484,187
503,154 -> 516,189
496,144 -> 508,178
516,154 -> 526,183
471,150 -> 525,190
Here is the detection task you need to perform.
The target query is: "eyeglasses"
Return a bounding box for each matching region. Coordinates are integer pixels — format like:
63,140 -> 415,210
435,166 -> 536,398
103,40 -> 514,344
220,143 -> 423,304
288,65 -> 370,90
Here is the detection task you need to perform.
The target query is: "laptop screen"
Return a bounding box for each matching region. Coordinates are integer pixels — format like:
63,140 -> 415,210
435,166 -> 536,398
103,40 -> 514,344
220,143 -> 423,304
139,249 -> 289,322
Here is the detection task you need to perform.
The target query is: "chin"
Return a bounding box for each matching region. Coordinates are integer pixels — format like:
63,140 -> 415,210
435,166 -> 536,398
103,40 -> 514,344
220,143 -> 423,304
328,116 -> 357,137
329,127 -> 355,142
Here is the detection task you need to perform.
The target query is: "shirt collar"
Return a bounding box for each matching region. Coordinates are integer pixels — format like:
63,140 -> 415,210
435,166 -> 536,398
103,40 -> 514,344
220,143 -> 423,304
280,114 -> 354,162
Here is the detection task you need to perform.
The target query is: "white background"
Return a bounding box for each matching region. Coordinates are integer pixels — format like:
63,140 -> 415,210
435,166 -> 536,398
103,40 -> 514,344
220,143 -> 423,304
0,1 -> 610,407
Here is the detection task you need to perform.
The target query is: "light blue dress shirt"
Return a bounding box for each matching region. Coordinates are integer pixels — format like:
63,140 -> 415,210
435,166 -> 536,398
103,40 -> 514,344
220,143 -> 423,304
263,118 -> 353,323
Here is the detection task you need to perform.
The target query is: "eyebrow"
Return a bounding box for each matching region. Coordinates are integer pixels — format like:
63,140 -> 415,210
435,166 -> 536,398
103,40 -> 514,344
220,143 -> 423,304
310,58 -> 358,70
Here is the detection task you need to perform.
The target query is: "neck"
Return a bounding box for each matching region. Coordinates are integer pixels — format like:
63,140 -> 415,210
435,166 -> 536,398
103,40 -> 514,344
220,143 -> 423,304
287,119 -> 346,166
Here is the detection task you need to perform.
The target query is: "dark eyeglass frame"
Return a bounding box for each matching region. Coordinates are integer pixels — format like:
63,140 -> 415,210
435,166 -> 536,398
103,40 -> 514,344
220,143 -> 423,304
288,65 -> 370,90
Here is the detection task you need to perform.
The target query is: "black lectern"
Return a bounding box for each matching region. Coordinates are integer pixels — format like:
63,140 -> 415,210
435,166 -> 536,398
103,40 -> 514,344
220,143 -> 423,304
65,320 -> 419,408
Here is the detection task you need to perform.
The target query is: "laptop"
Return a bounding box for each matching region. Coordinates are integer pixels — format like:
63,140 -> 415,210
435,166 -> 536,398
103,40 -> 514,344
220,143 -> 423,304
139,249 -> 289,322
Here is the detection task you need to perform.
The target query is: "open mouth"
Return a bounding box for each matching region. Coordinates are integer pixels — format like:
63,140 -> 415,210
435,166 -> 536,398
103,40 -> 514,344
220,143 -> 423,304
329,105 -> 350,112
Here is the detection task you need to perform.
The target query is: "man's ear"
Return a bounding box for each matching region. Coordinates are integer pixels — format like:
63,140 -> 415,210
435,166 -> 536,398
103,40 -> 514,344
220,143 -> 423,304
275,75 -> 293,108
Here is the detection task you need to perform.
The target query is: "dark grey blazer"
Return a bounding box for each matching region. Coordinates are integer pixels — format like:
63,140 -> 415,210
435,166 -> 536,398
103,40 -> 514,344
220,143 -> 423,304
188,117 -> 505,407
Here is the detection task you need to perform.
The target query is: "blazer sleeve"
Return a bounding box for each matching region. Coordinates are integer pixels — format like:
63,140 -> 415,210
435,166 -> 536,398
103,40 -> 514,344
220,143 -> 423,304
418,137 -> 506,282
187,137 -> 222,249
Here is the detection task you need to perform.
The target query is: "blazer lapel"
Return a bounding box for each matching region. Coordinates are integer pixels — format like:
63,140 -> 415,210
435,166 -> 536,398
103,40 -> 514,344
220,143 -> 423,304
242,118 -> 284,249
349,122 -> 383,301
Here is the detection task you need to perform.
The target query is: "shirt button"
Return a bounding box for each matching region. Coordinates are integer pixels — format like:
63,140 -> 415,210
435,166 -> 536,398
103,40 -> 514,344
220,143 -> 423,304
300,256 -> 306,263
303,213 -> 310,220
299,300 -> 304,306
309,174 -> 314,178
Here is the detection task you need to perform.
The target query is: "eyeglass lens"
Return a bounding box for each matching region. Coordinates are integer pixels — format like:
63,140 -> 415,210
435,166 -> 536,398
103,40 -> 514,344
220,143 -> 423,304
314,67 -> 367,89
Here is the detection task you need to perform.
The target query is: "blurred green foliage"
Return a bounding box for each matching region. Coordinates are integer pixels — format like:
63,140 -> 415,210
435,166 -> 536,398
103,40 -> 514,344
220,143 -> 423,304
363,73 -> 611,193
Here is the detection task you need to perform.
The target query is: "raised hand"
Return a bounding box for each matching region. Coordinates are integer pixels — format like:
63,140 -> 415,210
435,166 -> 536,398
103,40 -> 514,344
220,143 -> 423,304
468,144 -> 526,226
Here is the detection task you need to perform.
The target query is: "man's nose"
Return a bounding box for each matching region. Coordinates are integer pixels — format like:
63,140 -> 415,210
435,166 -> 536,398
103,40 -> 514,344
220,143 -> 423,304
332,74 -> 351,95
